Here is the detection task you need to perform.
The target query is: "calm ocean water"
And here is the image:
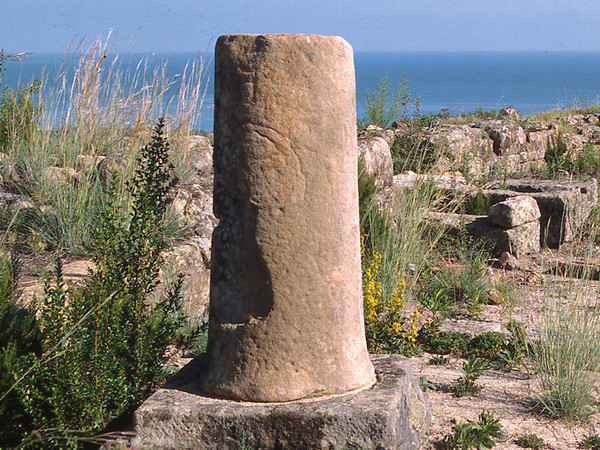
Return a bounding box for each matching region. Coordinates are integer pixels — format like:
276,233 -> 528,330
4,51 -> 600,132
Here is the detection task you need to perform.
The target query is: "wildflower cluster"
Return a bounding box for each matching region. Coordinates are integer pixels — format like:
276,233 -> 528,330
362,243 -> 421,355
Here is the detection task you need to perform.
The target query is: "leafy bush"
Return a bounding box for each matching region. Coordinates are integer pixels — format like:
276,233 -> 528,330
1,120 -> 195,446
580,435 -> 600,449
497,319 -> 528,370
438,409 -> 506,449
544,132 -> 572,177
516,433 -> 544,449
465,332 -> 506,360
0,51 -> 40,150
463,191 -> 492,216
418,329 -> 471,356
0,255 -> 41,446
451,357 -> 489,397
574,142 -> 600,177
360,72 -> 412,129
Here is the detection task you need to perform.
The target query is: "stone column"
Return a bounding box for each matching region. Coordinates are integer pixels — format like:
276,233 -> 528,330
202,34 -> 375,402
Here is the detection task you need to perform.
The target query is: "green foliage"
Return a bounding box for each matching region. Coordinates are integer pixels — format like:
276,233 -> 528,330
0,120 -> 194,446
0,51 -> 40,150
515,433 -> 545,449
418,375 -> 437,392
465,332 -> 506,360
534,287 -> 600,419
439,410 -> 506,449
426,237 -> 492,317
390,128 -> 441,174
0,255 -> 41,446
463,191 -> 492,216
497,320 -> 528,370
574,142 -> 600,177
580,435 -> 600,449
360,72 -> 412,129
544,132 -> 572,177
418,329 -> 471,356
451,357 -> 489,397
418,287 -> 454,326
428,355 -> 449,365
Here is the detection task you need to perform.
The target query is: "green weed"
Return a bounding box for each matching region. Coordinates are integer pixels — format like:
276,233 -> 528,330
0,120 -> 199,447
515,433 -> 544,449
360,72 -> 412,129
544,131 -> 572,177
580,435 -> 600,449
451,357 -> 489,397
438,409 -> 506,449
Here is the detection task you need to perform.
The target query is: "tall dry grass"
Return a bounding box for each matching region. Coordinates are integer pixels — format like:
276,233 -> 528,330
533,216 -> 600,419
5,35 -> 209,254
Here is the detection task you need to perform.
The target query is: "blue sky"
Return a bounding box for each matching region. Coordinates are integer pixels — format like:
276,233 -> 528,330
2,0 -> 600,54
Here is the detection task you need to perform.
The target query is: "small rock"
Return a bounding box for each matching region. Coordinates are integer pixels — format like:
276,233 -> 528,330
499,251 -> 518,270
486,288 -> 504,305
499,106 -> 521,121
526,271 -> 540,286
43,166 -> 77,185
488,195 -> 541,228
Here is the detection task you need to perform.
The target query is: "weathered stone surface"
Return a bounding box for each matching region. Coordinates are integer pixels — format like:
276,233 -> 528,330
186,135 -> 213,174
133,355 -> 430,450
427,124 -> 493,158
474,119 -> 526,155
166,139 -> 218,322
204,34 -> 374,402
430,212 -> 540,257
440,318 -> 504,337
357,135 -> 393,187
0,162 -> 28,191
500,106 -> 521,121
577,125 -> 600,144
487,195 -> 541,228
42,166 -> 77,184
483,178 -> 598,247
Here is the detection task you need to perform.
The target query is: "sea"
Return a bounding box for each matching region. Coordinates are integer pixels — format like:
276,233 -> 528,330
4,51 -> 600,132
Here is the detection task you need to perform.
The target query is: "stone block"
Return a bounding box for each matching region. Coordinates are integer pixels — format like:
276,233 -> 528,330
430,212 -> 540,257
487,195 -> 541,228
133,355 -> 430,449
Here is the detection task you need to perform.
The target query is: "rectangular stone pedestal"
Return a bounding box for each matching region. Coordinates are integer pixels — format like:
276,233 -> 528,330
133,355 -> 430,449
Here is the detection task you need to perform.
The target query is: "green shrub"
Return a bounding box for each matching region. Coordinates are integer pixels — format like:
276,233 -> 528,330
360,72 -> 412,129
497,319 -> 528,370
465,332 -> 506,360
574,142 -> 600,177
439,409 -> 506,449
451,357 -> 489,397
463,191 -> 492,216
1,120 -> 194,446
391,130 -> 440,174
0,51 -> 40,150
0,255 -> 41,446
580,435 -> 600,449
427,237 -> 491,317
418,329 -> 471,355
516,433 -> 545,449
544,132 -> 572,177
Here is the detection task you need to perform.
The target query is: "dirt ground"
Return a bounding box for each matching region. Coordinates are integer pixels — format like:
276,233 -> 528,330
417,246 -> 600,449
